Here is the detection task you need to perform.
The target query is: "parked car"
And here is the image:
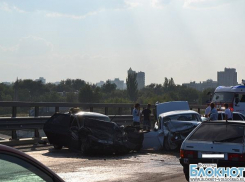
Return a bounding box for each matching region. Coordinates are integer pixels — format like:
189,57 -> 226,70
180,120 -> 245,181
44,111 -> 144,154
143,110 -> 202,151
0,144 -> 64,182
201,111 -> 245,122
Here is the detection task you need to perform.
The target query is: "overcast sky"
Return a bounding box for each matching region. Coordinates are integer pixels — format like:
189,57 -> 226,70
0,0 -> 245,85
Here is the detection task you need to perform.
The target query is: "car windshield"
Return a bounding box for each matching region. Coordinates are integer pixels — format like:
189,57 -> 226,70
163,114 -> 201,122
188,123 -> 244,143
212,92 -> 234,103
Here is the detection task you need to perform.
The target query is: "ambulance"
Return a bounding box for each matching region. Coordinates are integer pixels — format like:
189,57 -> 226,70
211,80 -> 245,115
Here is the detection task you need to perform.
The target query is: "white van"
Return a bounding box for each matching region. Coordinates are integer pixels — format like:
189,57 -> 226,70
212,82 -> 245,115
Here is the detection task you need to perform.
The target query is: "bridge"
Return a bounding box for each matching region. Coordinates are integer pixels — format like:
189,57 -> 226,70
0,101 -> 205,181
0,101 -> 205,144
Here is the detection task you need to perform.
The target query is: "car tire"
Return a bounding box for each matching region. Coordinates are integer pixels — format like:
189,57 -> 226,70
80,139 -> 90,155
53,145 -> 62,150
135,144 -> 142,152
163,135 -> 178,151
183,167 -> 189,181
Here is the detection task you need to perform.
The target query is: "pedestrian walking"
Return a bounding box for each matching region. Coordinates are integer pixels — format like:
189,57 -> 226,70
224,103 -> 232,120
142,104 -> 151,131
209,102 -> 218,121
132,103 -> 141,127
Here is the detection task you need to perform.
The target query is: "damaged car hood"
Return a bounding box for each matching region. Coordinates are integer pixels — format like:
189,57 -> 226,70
165,120 -> 200,133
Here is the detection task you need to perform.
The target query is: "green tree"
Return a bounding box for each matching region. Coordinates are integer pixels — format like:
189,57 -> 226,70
101,80 -> 117,93
126,72 -> 138,102
78,84 -> 101,103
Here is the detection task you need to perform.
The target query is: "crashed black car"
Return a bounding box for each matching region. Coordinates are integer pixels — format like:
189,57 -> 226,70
44,111 -> 144,154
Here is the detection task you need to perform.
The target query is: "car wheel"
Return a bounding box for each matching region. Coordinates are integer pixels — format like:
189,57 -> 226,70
163,135 -> 178,151
53,145 -> 62,150
183,167 -> 189,181
80,139 -> 90,155
135,144 -> 142,152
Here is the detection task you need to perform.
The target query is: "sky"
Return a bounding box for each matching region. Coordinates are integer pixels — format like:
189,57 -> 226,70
0,0 -> 245,85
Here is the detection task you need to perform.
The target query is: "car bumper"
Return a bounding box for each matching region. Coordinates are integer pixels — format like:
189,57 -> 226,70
179,158 -> 245,168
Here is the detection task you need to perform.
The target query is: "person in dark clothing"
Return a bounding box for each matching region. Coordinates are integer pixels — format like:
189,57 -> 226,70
142,104 -> 151,131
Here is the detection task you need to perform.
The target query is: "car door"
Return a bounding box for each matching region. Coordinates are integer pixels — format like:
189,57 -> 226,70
143,117 -> 163,150
69,117 -> 80,150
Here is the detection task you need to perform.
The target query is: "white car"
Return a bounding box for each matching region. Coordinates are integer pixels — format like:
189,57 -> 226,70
201,111 -> 245,122
180,120 -> 245,181
143,110 -> 202,151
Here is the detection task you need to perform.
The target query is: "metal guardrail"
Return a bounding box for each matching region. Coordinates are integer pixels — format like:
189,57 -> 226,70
0,102 -> 205,142
0,115 -> 141,141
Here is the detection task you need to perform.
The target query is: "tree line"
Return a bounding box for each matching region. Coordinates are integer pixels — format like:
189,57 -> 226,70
0,76 -> 214,105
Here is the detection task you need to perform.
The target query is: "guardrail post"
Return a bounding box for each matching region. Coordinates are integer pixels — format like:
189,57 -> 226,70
105,107 -> 108,115
55,106 -> 59,113
198,108 -> 200,114
12,106 -> 17,117
35,106 -> 39,117
34,129 -> 40,138
118,107 -> 122,115
90,107 -> 93,112
11,130 -> 18,140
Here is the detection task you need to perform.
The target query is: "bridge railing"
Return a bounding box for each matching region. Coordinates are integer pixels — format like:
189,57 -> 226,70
0,102 -> 206,142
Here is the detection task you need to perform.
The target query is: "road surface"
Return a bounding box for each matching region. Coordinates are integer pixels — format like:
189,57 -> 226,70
14,144 -> 186,182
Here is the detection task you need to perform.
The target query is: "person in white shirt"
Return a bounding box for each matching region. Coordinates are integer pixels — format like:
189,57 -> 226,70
132,103 -> 141,127
209,103 -> 218,121
205,103 -> 211,118
224,103 -> 232,120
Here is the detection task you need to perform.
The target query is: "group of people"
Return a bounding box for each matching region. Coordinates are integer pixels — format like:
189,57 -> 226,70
205,102 -> 232,120
132,103 -> 152,131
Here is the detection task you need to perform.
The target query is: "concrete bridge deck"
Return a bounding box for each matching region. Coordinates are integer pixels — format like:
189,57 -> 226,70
13,144 -> 186,182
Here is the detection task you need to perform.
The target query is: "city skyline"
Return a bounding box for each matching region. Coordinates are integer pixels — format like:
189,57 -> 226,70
2,67 -> 244,88
0,0 -> 245,85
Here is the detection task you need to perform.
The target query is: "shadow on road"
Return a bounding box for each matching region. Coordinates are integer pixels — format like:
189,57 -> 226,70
40,146 -> 180,161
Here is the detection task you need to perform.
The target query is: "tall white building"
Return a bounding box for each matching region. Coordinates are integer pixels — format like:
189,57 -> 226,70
217,68 -> 237,86
127,68 -> 145,90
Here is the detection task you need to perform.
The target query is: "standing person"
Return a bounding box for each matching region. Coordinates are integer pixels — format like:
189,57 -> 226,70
205,103 -> 211,118
224,103 -> 232,120
132,103 -> 140,127
209,102 -> 218,121
142,104 -> 151,131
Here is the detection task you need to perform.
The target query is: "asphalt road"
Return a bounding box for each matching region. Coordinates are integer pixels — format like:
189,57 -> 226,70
14,144 -> 186,182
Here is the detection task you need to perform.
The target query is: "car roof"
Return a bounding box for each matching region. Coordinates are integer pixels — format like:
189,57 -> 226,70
74,111 -> 109,117
159,110 -> 199,117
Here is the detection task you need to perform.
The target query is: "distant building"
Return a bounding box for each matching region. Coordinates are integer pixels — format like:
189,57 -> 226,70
217,68 -> 237,86
182,79 -> 218,91
110,78 -> 124,90
136,71 -> 145,90
1,82 -> 11,86
96,79 -> 125,90
96,81 -> 105,87
35,77 -> 46,84
127,68 -> 145,90
54,82 -> 60,85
